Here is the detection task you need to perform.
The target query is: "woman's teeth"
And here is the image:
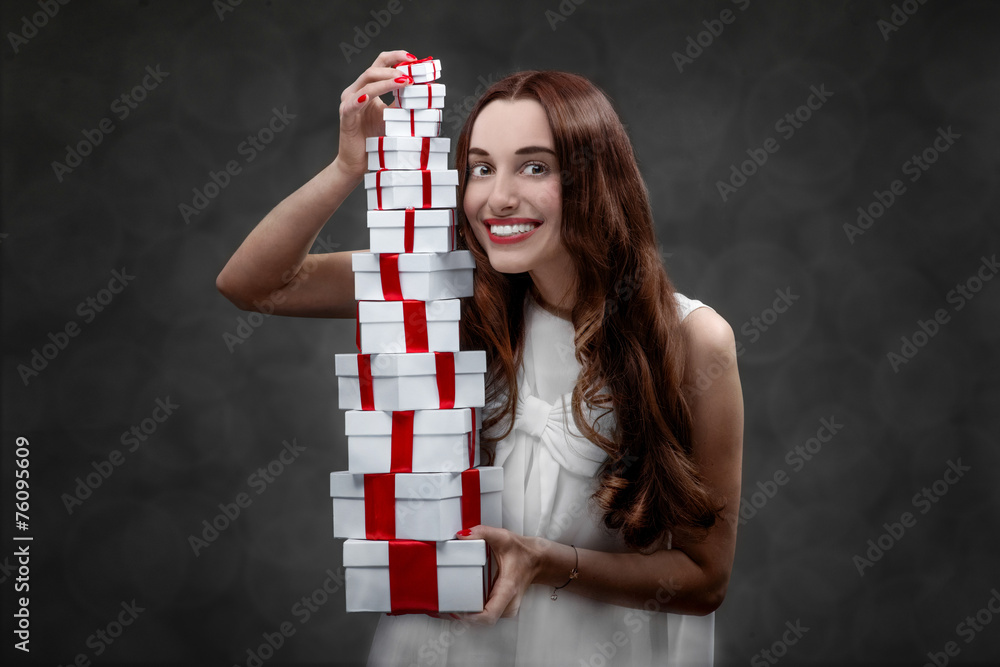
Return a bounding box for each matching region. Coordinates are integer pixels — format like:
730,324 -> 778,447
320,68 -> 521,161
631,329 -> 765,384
490,223 -> 536,236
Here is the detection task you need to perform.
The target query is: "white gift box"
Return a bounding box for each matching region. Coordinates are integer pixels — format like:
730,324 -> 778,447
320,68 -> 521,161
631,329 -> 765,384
366,136 -> 449,170
344,538 -> 489,613
395,58 -> 442,84
392,83 -> 446,110
382,109 -> 443,138
330,467 -> 502,541
344,407 -> 481,473
335,350 -> 486,411
367,208 -> 455,254
357,299 -> 461,354
352,251 -> 474,301
365,169 -> 458,210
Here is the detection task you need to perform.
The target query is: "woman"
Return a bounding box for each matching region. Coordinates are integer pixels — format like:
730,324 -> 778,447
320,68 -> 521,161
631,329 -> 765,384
217,51 -> 743,666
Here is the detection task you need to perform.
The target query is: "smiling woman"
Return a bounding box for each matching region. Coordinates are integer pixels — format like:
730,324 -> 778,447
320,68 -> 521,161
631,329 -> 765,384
216,53 -> 743,667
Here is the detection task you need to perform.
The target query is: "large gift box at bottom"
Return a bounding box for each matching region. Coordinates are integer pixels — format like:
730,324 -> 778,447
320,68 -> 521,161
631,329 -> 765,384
330,467 -> 502,541
344,538 -> 491,613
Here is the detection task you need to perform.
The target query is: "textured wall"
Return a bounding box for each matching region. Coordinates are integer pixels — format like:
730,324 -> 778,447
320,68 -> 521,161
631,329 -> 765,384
2,0 -> 999,665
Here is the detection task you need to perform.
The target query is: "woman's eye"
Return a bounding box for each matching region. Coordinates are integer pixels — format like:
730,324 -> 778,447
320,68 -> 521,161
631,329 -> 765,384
470,164 -> 492,177
524,163 -> 548,176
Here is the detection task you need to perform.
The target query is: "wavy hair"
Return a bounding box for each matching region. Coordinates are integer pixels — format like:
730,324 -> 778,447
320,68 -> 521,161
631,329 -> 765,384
456,71 -> 721,550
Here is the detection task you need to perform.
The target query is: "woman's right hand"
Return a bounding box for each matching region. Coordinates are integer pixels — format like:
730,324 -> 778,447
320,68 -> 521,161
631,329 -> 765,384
335,50 -> 417,180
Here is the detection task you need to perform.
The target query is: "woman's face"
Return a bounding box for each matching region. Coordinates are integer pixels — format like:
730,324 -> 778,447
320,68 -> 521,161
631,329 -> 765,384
464,99 -> 570,281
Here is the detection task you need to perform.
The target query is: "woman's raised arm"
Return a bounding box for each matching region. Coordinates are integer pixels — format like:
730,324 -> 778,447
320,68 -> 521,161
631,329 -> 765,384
216,50 -> 417,318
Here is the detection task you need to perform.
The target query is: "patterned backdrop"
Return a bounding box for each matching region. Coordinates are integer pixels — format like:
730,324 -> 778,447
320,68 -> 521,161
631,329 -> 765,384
2,0 -> 999,665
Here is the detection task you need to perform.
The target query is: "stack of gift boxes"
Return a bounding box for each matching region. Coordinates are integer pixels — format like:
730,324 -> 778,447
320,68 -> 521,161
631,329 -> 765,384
331,58 -> 500,614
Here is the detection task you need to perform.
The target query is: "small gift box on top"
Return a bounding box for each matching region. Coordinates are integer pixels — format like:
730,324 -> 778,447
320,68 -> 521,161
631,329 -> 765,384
352,251 -> 473,302
367,208 -> 455,254
344,538 -> 491,613
392,83 -> 446,110
357,298 -> 461,354
395,57 -> 442,84
344,407 -> 481,473
382,109 -> 443,138
367,136 -> 449,170
334,350 -> 486,412
364,169 -> 458,210
330,466 -> 502,541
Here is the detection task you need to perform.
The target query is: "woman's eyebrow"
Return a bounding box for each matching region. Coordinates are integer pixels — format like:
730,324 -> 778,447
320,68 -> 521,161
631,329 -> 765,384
467,146 -> 556,156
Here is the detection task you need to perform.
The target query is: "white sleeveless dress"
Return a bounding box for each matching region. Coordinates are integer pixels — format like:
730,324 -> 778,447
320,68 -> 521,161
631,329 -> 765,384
366,293 -> 714,667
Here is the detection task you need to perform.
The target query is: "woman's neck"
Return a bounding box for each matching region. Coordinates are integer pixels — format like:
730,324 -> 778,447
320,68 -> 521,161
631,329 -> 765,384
528,257 -> 577,313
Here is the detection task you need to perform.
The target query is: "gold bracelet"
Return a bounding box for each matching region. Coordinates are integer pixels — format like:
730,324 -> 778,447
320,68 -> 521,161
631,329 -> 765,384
550,545 -> 579,600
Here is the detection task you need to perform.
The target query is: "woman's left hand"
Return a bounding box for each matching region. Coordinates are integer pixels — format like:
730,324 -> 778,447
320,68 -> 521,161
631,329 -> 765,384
454,525 -> 545,625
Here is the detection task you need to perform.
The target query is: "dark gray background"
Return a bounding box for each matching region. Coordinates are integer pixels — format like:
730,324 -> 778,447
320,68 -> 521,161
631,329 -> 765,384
2,0 -> 999,665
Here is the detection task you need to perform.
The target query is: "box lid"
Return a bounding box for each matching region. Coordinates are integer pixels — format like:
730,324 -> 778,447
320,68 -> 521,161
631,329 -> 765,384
343,538 -> 486,567
364,169 -> 458,189
383,108 -> 443,122
330,467 -> 503,498
365,136 -> 450,153
344,406 -> 474,436
367,209 -> 455,229
351,250 -> 474,273
335,350 -> 486,377
358,298 -> 460,324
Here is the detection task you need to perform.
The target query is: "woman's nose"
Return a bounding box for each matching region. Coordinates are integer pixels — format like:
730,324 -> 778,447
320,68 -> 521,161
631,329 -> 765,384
487,173 -> 518,213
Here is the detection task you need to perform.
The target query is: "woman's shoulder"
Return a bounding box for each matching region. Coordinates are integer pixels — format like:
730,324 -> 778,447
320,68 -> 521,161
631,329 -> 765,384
674,292 -> 735,359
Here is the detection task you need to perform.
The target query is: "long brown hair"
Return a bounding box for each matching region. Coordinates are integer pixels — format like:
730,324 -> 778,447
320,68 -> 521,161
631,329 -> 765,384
456,71 -> 721,550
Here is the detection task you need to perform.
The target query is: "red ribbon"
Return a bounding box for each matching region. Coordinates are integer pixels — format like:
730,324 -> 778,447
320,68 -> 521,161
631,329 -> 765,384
355,301 -> 361,352
375,169 -> 384,210
402,300 -> 429,352
403,207 -> 415,252
379,253 -> 403,300
419,137 -> 430,169
388,540 -> 439,613
467,407 -> 477,468
364,473 -> 395,539
422,170 -> 432,208
434,352 -> 455,409
358,354 -> 375,410
378,136 -> 386,169
461,468 -> 481,530
427,84 -> 432,107
390,411 -> 415,473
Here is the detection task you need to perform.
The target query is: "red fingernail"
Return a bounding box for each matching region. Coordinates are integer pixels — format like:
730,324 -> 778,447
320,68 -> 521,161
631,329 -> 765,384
456,529 -> 473,537
394,76 -> 409,83
405,52 -> 416,59
357,94 -> 368,103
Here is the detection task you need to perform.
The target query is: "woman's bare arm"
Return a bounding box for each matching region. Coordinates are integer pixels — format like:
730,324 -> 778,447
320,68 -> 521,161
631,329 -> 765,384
216,50 -> 417,318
